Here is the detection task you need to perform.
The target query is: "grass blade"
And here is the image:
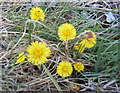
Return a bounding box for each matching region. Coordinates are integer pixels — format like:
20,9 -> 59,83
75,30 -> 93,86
42,64 -> 62,92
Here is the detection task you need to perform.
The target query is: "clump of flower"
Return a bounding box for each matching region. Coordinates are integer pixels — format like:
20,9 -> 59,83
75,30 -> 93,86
30,7 -> 45,21
74,62 -> 84,72
58,23 -> 76,42
57,61 -> 73,77
17,53 -> 26,63
27,41 -> 51,65
74,30 -> 96,53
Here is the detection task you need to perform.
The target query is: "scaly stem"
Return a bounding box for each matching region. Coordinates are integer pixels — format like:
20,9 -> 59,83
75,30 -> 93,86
64,41 -> 69,61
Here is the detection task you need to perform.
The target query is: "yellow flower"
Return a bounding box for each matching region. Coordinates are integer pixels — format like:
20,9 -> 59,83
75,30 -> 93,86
74,62 -> 84,72
79,38 -> 96,48
74,44 -> 85,53
57,61 -> 73,77
27,41 -> 51,65
58,23 -> 76,42
74,30 -> 96,52
17,53 -> 26,63
30,7 -> 45,21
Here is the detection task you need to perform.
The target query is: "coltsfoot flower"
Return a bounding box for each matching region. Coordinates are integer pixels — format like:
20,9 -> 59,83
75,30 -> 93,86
17,53 -> 26,63
74,62 -> 84,72
27,41 -> 51,65
57,61 -> 73,77
74,44 -> 85,53
74,30 -> 96,53
58,23 -> 76,42
30,7 -> 45,21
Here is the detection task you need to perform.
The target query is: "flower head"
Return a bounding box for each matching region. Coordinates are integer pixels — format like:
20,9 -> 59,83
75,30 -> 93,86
30,7 -> 45,21
58,23 -> 76,42
57,61 -> 73,77
79,38 -> 96,48
27,41 -> 51,65
17,53 -> 26,63
74,62 -> 84,72
74,30 -> 96,52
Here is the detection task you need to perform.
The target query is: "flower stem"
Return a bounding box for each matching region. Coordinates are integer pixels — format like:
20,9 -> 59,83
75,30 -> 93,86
28,30 -> 32,44
64,41 -> 69,61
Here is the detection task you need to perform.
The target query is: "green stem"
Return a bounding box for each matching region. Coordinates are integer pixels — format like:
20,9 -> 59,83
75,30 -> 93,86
28,30 -> 32,44
42,64 -> 62,92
